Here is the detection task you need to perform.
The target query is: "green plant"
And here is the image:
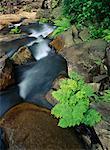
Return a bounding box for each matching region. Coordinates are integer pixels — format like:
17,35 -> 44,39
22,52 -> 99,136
0,6 -> 5,12
62,0 -> 110,39
39,18 -> 49,23
10,26 -> 21,34
52,17 -> 71,37
99,90 -> 110,102
103,29 -> 110,42
51,72 -> 101,128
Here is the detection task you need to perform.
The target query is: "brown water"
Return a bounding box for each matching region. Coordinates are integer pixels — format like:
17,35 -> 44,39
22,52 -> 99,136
1,103 -> 84,150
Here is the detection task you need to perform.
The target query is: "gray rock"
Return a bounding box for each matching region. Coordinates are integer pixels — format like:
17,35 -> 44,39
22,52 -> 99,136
79,27 -> 90,41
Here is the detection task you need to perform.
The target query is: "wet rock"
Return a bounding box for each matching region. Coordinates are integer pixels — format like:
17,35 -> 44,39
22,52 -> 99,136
11,46 -> 34,65
0,58 -> 14,91
0,103 -> 84,150
45,89 -> 58,106
50,36 -> 65,52
45,76 -> 66,106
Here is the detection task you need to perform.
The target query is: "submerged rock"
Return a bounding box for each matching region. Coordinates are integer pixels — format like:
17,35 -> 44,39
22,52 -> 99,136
0,103 -> 84,150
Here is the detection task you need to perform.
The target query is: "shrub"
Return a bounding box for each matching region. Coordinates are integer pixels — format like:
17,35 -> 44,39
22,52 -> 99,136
51,72 -> 101,128
52,17 -> 71,37
62,0 -> 110,39
10,26 -> 21,34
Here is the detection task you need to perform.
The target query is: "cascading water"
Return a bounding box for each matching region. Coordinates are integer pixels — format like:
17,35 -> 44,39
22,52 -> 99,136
0,22 -> 67,116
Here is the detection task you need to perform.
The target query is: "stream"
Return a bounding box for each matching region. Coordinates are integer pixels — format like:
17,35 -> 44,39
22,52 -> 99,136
0,22 -> 67,117
0,22 -> 101,150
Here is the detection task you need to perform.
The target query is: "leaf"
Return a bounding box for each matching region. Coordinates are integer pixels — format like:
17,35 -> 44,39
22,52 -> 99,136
83,109 -> 101,126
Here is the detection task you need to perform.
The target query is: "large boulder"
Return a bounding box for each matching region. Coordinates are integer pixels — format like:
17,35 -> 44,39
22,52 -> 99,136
0,103 -> 84,150
58,39 -> 107,81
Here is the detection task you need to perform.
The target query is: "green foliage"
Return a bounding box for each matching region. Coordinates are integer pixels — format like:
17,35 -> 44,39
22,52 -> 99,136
51,71 -> 101,128
39,18 -> 49,23
103,29 -> 110,42
0,6 -> 5,12
62,0 -> 110,39
52,0 -> 60,9
99,90 -> 110,102
52,17 -> 71,37
10,26 -> 21,34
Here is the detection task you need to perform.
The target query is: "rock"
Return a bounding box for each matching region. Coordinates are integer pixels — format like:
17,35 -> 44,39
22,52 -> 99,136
0,103 -> 84,150
45,76 -> 66,106
72,25 -> 79,39
61,28 -> 75,48
106,46 -> 110,76
89,39 -> 107,60
59,44 -> 90,81
93,75 -> 108,83
72,25 -> 82,44
43,0 -> 51,9
95,121 -> 110,150
59,39 -> 108,82
45,89 -> 58,106
0,59 -> 14,91
11,46 -> 33,65
89,83 -> 101,92
0,12 -> 36,26
0,34 -> 26,42
50,6 -> 62,19
79,27 -> 90,41
36,9 -> 50,19
0,0 -> 44,14
50,29 -> 75,51
50,36 -> 65,51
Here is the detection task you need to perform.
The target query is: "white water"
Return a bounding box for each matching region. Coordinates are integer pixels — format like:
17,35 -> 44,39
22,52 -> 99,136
29,24 -> 55,38
27,23 -> 55,60
30,39 -> 51,60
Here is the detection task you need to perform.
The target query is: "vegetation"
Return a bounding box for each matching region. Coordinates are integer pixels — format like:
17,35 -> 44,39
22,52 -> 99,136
52,17 -> 71,37
99,90 -> 110,103
38,18 -> 49,23
61,0 -> 110,39
51,72 -> 101,128
0,6 -> 5,12
10,26 -> 21,34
